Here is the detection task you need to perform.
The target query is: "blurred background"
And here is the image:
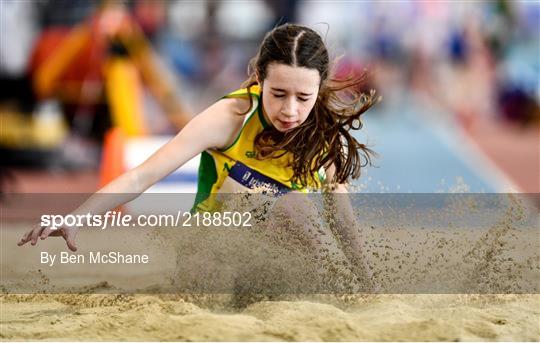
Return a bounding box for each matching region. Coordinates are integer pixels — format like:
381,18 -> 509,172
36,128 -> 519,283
0,0 -> 538,196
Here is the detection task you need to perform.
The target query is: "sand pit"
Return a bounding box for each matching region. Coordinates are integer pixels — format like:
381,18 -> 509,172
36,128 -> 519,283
2,194 -> 539,341
1,293 -> 539,341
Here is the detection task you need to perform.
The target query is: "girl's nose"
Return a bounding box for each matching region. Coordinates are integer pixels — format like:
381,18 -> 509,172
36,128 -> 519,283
281,98 -> 297,117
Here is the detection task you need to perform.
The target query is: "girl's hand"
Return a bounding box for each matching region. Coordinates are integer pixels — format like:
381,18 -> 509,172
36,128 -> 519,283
17,224 -> 78,252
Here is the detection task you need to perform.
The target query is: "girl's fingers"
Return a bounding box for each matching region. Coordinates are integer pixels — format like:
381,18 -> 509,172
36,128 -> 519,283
17,229 -> 34,246
18,225 -> 74,248
65,229 -> 78,252
30,226 -> 44,245
40,227 -> 55,240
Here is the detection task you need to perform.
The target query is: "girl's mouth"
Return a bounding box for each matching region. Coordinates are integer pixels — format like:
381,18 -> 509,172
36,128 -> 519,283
277,119 -> 297,129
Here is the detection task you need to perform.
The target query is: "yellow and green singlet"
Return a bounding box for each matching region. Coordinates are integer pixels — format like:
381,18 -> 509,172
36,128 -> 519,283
193,85 -> 323,212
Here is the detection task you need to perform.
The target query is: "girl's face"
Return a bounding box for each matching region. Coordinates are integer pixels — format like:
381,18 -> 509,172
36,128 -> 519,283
260,63 -> 320,132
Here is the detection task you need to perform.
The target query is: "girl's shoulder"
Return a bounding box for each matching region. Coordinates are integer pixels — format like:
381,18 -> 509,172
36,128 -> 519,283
195,86 -> 261,150
220,96 -> 252,117
223,85 -> 262,100
221,85 -> 262,115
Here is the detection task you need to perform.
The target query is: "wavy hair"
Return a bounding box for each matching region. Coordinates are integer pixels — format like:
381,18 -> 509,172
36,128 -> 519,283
241,24 -> 378,187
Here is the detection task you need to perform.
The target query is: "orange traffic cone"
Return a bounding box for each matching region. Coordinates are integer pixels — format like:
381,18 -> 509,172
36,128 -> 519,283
99,127 -> 126,187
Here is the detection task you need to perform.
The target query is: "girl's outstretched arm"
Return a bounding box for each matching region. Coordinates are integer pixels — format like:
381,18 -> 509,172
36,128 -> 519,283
323,165 -> 374,290
17,97 -> 249,251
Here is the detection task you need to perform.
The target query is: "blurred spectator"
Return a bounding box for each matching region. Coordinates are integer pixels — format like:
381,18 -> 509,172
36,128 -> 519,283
0,1 -> 39,112
30,0 -> 190,135
498,85 -> 540,126
1,0 -> 192,172
265,0 -> 300,28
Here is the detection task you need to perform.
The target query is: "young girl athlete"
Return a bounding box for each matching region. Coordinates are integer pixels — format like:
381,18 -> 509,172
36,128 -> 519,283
18,24 -> 377,286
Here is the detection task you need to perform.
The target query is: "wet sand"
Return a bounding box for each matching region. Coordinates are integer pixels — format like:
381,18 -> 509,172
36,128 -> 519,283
1,293 -> 539,341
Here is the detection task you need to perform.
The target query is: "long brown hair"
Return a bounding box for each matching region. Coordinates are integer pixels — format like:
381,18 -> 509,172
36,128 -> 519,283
242,24 -> 378,187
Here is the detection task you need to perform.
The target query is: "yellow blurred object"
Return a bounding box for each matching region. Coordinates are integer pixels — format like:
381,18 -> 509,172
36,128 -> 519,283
0,106 -> 67,149
103,58 -> 147,137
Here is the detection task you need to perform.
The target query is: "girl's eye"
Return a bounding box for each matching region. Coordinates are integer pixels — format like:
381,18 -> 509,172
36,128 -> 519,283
273,94 -> 285,98
298,97 -> 309,102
